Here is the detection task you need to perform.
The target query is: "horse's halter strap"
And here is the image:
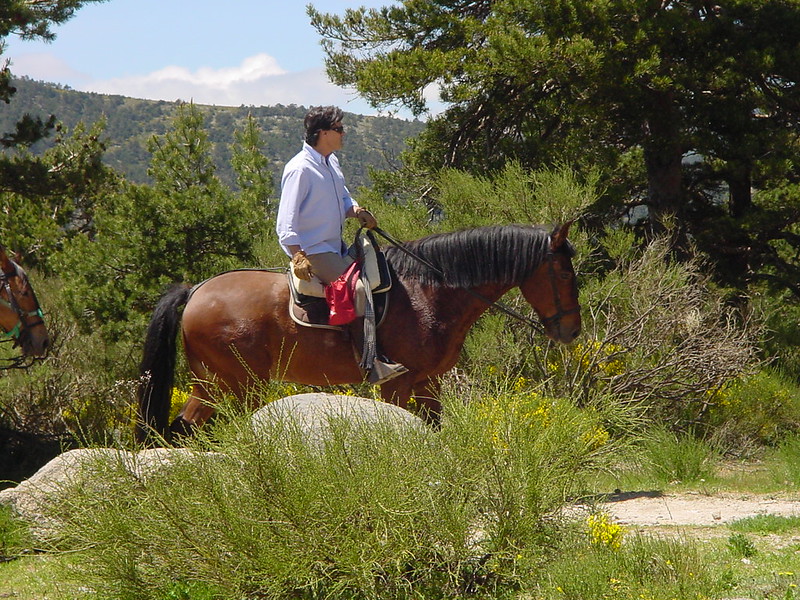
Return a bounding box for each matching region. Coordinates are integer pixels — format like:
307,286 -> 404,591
0,268 -> 45,342
539,242 -> 581,330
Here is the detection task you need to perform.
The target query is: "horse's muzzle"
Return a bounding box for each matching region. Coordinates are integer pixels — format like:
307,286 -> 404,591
542,307 -> 581,344
548,325 -> 580,344
20,326 -> 50,357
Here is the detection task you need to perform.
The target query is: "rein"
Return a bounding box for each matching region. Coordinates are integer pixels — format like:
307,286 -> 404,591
373,227 -> 547,333
540,252 -> 581,328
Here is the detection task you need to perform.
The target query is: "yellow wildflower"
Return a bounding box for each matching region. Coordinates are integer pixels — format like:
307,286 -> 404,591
587,512 -> 624,550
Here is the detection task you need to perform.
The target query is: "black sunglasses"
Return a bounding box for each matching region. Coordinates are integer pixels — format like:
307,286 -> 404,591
329,125 -> 345,134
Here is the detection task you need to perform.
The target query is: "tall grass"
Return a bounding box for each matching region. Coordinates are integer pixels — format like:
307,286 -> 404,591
536,530 -> 733,600
639,427 -> 720,485
0,504 -> 32,561
47,386 -> 619,600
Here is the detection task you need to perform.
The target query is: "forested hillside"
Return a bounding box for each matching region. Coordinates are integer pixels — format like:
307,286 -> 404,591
1,77 -> 425,192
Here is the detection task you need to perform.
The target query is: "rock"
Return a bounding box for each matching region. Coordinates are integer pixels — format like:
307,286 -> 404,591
0,447 -> 214,542
250,393 -> 427,445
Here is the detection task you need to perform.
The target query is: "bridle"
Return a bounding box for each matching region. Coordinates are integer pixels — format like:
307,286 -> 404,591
373,227 -> 579,334
539,247 -> 582,331
0,265 -> 45,346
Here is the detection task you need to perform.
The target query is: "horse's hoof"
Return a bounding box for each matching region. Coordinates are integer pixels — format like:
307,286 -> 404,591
168,416 -> 195,443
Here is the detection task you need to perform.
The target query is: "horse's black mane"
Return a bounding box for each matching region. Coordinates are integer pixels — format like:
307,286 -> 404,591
384,224 -> 571,288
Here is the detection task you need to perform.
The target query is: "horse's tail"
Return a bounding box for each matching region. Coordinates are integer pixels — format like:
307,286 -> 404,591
136,284 -> 192,445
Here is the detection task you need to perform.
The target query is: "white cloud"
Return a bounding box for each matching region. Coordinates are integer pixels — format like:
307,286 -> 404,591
80,55 -> 391,116
9,51 -> 437,118
107,53 -> 286,90
8,52 -> 91,85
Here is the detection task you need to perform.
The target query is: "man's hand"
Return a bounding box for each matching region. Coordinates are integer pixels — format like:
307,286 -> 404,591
291,250 -> 313,281
355,207 -> 378,229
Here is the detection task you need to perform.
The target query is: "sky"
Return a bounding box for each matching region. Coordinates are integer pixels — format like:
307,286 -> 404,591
4,0 -> 437,119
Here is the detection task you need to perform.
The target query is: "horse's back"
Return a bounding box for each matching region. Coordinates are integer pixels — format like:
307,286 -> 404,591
185,270 -> 287,317
180,269 -> 359,386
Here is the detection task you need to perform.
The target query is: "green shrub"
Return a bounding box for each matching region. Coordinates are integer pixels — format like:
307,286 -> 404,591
706,368 -> 800,448
434,161 -> 598,227
766,433 -> 800,486
48,384 -> 619,600
561,229 -> 761,422
727,533 -> 758,558
636,427 -> 720,485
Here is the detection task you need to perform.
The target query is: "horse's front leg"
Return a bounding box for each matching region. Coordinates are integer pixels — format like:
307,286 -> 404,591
380,375 -> 441,428
412,378 -> 442,427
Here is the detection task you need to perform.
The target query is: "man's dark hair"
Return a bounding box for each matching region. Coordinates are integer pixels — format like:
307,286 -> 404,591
304,106 -> 344,146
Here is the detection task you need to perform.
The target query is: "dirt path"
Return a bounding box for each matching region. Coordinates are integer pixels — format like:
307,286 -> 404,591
594,491 -> 800,526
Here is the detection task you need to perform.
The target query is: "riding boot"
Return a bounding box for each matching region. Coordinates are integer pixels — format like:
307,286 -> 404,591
367,356 -> 408,385
348,318 -> 408,385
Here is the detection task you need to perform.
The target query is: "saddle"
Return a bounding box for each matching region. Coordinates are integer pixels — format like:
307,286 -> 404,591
288,230 -> 392,329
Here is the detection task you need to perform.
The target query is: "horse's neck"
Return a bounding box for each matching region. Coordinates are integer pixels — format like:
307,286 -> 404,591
430,282 -> 515,327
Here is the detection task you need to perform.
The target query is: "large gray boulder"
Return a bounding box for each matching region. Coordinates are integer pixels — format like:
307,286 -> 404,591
0,447 -> 209,542
251,393 -> 426,443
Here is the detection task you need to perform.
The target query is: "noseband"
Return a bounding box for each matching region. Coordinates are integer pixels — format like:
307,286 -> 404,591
539,244 -> 581,330
0,266 -> 45,344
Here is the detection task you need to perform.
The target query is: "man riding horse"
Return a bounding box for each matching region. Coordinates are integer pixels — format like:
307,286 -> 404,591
136,111 -> 581,444
275,105 -> 407,385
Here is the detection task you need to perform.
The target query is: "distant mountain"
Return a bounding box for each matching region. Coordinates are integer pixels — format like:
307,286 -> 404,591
1,77 -> 426,193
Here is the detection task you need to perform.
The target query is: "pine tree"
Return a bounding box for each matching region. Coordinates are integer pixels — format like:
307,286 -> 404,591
310,0 -> 800,227
1,0 -> 108,195
231,114 -> 275,216
58,104 -> 267,339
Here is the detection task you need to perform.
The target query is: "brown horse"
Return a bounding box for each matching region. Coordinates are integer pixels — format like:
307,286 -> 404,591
0,247 -> 49,360
136,223 -> 581,443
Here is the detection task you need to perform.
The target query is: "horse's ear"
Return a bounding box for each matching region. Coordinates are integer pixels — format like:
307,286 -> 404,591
550,220 -> 575,251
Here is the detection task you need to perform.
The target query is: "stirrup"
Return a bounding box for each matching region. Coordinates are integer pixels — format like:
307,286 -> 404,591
367,358 -> 408,385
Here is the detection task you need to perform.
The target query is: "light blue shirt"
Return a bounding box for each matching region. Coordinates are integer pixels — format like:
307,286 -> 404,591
276,142 -> 357,256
